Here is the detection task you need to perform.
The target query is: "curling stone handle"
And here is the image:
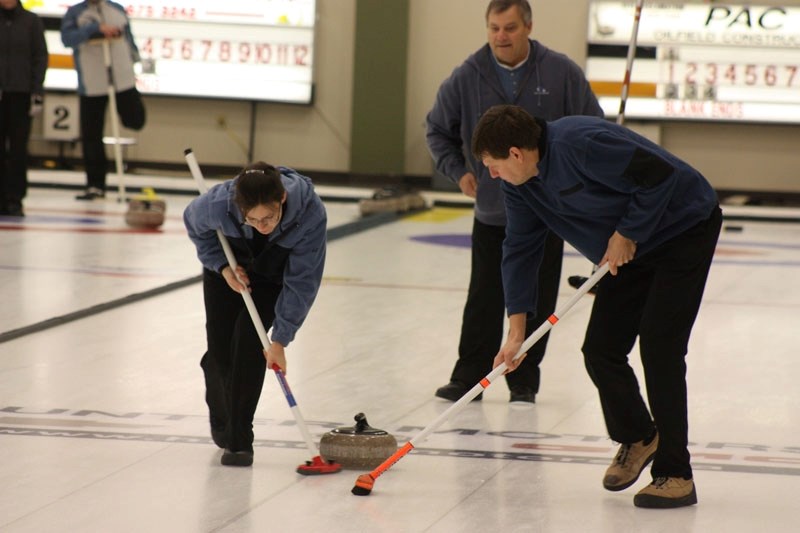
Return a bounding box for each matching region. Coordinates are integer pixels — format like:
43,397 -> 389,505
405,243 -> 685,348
355,413 -> 367,433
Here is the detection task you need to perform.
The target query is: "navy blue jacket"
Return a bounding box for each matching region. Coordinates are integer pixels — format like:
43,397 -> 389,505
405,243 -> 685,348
502,116 -> 718,316
0,3 -> 48,94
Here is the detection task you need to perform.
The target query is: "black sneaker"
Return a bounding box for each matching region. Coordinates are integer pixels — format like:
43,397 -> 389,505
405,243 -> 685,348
568,275 -> 598,294
221,449 -> 253,467
435,381 -> 482,402
5,201 -> 23,217
76,187 -> 105,200
509,386 -> 536,406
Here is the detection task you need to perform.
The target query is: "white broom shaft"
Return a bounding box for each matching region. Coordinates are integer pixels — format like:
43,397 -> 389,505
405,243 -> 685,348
409,263 -> 610,446
617,0 -> 645,126
103,40 -> 126,200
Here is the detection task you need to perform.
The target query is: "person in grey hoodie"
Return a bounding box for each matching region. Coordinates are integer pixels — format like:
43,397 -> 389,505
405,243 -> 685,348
426,0 -> 602,405
0,0 -> 48,216
61,0 -> 145,200
184,162 -> 327,467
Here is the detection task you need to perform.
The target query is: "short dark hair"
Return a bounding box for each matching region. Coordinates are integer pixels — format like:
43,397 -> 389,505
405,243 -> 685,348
486,0 -> 532,25
233,161 -> 285,213
471,105 -> 541,160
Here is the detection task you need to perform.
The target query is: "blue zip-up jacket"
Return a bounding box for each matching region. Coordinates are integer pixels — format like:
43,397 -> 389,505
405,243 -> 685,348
184,168 -> 327,346
502,116 -> 718,316
426,39 -> 603,226
60,0 -> 139,96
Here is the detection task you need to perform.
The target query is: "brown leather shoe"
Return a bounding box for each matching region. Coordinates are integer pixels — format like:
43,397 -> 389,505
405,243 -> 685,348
603,432 -> 658,491
634,476 -> 698,508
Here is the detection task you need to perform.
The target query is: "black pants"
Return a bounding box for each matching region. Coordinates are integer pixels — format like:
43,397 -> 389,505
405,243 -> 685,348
0,91 -> 32,206
451,218 -> 563,393
582,205 -> 722,480
79,88 -> 145,189
201,268 -> 282,452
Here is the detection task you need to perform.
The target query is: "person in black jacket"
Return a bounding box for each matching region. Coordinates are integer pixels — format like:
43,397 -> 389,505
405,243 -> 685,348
0,0 -> 48,216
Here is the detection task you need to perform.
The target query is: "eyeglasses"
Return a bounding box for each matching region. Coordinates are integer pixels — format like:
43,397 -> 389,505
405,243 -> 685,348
244,203 -> 282,228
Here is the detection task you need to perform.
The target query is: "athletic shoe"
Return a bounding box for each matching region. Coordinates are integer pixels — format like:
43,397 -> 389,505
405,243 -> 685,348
434,381 -> 482,402
568,275 -> 597,294
221,449 -> 253,467
634,477 -> 698,508
509,385 -> 535,406
75,187 -> 105,200
603,431 -> 659,491
5,201 -> 23,217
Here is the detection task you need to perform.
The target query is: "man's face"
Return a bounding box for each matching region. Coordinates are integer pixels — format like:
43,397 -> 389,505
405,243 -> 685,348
482,148 -> 538,186
0,0 -> 18,10
487,6 -> 532,66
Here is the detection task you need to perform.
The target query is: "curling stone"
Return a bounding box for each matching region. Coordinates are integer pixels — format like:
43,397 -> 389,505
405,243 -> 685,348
359,186 -> 426,216
319,413 -> 398,470
125,187 -> 166,228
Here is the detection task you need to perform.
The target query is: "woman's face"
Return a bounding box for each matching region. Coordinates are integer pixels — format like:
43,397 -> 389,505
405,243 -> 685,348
243,201 -> 283,235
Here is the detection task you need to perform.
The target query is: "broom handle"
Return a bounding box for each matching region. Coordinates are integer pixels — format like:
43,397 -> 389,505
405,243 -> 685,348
184,149 -> 319,457
102,39 -> 126,201
408,263 -> 610,447
617,0 -> 645,126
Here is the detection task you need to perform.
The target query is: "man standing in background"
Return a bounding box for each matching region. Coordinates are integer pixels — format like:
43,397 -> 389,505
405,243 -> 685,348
0,0 -> 48,217
61,0 -> 145,200
426,0 -> 603,405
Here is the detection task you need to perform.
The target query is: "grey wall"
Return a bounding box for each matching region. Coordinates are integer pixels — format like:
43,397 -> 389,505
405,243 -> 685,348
31,0 -> 800,193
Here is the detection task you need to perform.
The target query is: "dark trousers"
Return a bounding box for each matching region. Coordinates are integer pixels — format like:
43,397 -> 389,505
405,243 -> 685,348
201,268 -> 282,452
582,206 -> 722,480
0,92 -> 32,205
452,218 -> 563,393
79,88 -> 145,189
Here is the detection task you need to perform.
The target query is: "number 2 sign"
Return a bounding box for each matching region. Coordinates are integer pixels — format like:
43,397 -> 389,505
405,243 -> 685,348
42,93 -> 80,141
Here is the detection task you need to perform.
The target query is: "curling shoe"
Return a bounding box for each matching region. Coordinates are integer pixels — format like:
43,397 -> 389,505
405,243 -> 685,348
435,381 -> 482,402
603,431 -> 658,491
634,477 -> 698,508
75,187 -> 105,200
221,449 -> 253,467
509,385 -> 536,406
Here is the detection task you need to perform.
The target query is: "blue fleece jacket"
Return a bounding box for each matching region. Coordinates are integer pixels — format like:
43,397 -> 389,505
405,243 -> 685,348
502,116 -> 719,316
183,168 -> 327,346
426,39 -> 603,226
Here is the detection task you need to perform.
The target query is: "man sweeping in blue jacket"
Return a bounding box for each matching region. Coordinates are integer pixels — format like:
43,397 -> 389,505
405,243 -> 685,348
472,104 -> 721,509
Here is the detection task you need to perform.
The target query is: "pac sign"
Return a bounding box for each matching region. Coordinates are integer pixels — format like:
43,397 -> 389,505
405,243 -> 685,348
705,7 -> 787,30
42,93 -> 80,141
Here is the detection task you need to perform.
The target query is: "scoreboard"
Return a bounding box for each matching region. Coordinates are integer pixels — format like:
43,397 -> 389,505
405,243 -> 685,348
586,2 -> 800,124
29,0 -> 316,104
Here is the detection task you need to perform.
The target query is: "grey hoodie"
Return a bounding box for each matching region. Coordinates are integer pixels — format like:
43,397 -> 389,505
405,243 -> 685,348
426,39 -> 603,226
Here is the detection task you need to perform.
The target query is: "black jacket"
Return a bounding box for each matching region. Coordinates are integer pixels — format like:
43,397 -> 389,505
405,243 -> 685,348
0,3 -> 48,94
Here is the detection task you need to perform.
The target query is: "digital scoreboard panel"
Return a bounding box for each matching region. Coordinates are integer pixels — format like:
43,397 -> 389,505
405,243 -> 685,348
586,2 -> 800,124
30,0 -> 316,104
